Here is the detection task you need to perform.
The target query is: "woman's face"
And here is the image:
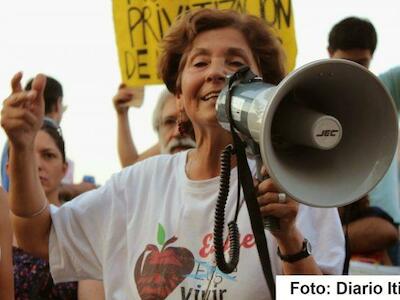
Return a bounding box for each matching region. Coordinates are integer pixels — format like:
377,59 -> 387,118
34,130 -> 67,196
177,27 -> 261,127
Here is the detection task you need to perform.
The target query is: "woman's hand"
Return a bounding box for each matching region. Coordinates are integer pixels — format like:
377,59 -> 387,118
255,168 -> 323,274
1,72 -> 46,149
255,166 -> 299,240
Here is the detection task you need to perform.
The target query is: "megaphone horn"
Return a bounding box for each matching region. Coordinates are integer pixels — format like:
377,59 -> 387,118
216,59 -> 398,208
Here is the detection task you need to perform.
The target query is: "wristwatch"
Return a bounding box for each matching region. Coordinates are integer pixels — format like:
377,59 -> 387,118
277,238 -> 312,263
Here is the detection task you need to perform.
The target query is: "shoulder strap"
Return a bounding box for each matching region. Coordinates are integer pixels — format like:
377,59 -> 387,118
225,67 -> 276,299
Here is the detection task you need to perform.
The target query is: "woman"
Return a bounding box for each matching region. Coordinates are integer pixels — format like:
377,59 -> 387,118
0,187 -> 13,300
1,9 -> 345,299
9,118 -> 78,299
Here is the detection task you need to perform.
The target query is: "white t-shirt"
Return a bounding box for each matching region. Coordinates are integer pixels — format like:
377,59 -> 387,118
49,151 -> 345,300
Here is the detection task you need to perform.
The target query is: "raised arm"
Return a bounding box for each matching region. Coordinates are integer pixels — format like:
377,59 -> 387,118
113,83 -> 140,167
1,72 -> 51,260
113,84 -> 160,167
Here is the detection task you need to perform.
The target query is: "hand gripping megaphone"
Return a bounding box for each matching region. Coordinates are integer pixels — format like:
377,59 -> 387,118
216,59 -> 398,208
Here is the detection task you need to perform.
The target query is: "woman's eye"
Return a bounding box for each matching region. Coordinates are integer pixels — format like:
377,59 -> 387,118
193,61 -> 207,68
229,61 -> 245,67
43,152 -> 56,160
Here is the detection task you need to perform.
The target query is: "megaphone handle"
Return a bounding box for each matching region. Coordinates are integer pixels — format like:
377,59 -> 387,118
255,156 -> 280,231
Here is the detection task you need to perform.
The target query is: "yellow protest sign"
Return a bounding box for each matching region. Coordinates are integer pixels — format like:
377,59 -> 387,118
113,0 -> 296,88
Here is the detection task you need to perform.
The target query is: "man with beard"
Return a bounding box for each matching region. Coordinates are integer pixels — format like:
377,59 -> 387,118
113,84 -> 196,167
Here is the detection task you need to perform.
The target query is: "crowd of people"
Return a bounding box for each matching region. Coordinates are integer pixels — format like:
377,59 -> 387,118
0,7 -> 399,300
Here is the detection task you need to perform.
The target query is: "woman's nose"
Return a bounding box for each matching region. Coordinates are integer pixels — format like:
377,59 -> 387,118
205,61 -> 227,83
35,154 -> 43,171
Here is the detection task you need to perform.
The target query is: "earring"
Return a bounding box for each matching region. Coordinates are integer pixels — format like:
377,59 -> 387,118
177,111 -> 192,137
178,111 -> 186,137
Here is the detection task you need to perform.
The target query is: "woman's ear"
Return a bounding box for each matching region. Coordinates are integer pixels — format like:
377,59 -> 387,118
175,93 -> 185,113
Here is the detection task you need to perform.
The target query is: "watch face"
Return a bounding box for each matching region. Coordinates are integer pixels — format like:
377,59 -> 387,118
306,240 -> 312,254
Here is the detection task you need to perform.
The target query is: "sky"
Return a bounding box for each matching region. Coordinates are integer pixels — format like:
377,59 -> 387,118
0,0 -> 399,185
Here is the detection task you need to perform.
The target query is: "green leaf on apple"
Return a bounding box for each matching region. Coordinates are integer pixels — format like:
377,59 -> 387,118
157,223 -> 166,246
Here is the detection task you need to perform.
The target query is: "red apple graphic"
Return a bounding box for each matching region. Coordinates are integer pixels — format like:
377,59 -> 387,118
134,224 -> 195,300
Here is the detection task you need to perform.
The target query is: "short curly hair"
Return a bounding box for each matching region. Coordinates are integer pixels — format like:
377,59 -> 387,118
158,8 -> 286,94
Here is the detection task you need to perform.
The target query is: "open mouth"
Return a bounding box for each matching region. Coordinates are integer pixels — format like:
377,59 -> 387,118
200,91 -> 220,101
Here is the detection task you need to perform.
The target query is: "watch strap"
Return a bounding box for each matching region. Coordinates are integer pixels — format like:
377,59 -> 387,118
277,238 -> 311,263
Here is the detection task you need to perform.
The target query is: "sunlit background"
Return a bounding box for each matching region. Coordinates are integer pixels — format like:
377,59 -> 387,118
0,0 -> 399,185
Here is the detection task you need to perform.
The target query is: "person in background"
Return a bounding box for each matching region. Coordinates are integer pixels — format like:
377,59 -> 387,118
2,9 -> 345,299
7,117 -> 78,299
0,75 -> 96,201
113,84 -> 195,168
327,16 -> 377,68
338,196 -> 398,265
379,66 -> 400,116
378,65 -> 400,265
328,17 -> 399,265
0,186 -> 13,300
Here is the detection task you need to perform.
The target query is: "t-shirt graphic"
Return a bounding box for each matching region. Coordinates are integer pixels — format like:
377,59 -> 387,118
48,152 -> 345,299
134,223 -> 195,299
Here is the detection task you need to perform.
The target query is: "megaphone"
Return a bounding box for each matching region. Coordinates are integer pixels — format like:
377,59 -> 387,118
216,59 -> 398,208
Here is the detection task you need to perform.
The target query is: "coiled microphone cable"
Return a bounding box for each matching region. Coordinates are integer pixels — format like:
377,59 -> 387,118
213,144 -> 240,274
